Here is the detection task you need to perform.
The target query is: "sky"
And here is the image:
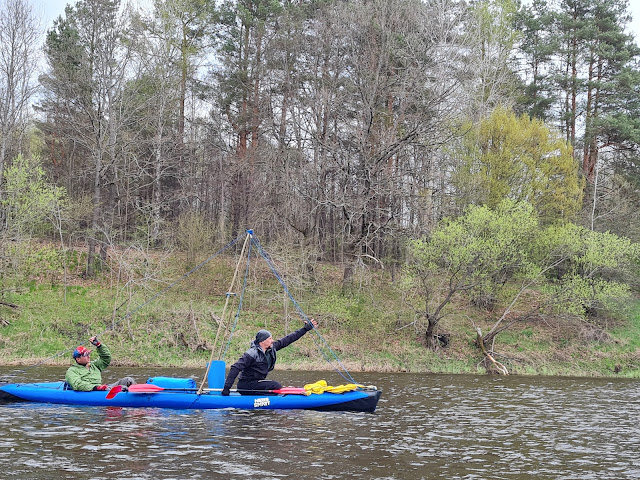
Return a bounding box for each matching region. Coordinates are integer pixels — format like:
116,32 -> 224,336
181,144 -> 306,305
31,0 -> 75,27
30,0 -> 640,41
30,0 -> 149,28
630,1 -> 640,40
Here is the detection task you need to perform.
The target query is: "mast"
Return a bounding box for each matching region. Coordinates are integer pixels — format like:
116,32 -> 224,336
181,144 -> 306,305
198,230 -> 253,395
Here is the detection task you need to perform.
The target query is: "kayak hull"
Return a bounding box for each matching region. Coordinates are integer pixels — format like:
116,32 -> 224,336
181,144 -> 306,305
0,382 -> 381,412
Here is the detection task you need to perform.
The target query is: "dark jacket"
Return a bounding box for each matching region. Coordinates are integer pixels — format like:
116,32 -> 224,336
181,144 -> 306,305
223,324 -> 312,390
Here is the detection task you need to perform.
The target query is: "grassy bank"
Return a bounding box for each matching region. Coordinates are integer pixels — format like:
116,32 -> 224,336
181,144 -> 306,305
1,250 -> 639,378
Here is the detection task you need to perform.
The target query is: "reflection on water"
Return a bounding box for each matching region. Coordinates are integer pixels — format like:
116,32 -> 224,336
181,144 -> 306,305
1,367 -> 639,479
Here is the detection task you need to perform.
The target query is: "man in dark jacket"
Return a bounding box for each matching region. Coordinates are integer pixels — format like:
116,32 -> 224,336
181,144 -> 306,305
221,319 -> 318,395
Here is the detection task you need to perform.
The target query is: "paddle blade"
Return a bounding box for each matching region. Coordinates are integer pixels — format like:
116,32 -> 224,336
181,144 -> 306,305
106,385 -> 123,399
128,384 -> 165,393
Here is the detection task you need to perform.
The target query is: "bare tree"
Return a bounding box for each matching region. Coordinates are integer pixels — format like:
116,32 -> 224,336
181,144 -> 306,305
296,0 -> 471,288
0,0 -> 40,207
127,2 -> 191,246
39,0 -> 134,276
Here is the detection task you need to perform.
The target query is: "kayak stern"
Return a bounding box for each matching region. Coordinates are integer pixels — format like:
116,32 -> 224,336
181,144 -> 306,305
311,389 -> 382,413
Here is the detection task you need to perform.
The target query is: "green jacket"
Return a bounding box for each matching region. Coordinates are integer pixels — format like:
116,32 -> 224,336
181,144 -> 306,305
65,344 -> 111,391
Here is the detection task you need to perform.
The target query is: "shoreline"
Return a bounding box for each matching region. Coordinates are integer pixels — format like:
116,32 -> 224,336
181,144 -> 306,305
1,358 -> 637,379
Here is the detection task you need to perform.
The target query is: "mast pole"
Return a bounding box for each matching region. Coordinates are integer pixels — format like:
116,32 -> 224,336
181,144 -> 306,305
198,230 -> 252,395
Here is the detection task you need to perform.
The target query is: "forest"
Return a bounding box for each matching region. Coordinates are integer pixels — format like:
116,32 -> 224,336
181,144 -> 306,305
0,0 -> 639,375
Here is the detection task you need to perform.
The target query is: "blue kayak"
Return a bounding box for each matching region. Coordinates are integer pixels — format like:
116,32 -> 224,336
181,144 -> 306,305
0,381 -> 381,412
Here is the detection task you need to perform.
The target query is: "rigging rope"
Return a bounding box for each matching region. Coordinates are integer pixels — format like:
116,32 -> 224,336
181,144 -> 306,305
250,234 -> 357,385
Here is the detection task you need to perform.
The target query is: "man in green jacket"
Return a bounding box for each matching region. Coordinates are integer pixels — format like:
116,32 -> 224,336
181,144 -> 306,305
65,336 -> 135,391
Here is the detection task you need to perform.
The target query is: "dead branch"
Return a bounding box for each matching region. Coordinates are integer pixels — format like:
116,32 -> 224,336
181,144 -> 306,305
475,326 -> 509,375
210,311 -> 222,326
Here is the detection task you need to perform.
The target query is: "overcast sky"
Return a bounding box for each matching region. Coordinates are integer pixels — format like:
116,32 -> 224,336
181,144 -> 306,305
30,0 -> 640,43
30,0 -> 147,28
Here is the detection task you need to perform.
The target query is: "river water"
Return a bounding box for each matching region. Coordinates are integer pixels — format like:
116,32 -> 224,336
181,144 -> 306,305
0,366 -> 638,479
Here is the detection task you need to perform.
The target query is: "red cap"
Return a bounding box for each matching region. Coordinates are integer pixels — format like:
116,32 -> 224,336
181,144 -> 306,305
73,346 -> 91,358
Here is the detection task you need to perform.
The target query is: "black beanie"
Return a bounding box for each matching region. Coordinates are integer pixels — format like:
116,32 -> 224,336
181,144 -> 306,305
255,329 -> 272,343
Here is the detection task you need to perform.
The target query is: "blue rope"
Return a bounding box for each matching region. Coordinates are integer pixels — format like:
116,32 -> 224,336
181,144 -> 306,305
250,234 -> 357,385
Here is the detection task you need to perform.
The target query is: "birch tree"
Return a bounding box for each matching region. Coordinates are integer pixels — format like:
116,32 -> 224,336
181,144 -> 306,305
127,0 -> 210,246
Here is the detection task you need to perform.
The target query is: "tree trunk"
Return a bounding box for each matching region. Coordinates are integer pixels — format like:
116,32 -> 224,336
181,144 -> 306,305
583,53 -> 595,181
0,137 -> 6,212
425,317 -> 437,349
151,130 -> 163,246
475,327 -> 508,375
86,148 -> 103,277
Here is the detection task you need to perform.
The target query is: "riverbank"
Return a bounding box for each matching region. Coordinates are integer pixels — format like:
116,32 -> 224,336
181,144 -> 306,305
1,252 -> 639,378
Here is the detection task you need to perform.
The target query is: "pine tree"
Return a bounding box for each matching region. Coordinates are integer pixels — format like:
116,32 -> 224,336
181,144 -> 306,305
515,0 -> 556,120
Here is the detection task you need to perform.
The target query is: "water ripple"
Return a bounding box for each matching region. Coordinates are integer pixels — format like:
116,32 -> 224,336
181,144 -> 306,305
1,368 -> 640,479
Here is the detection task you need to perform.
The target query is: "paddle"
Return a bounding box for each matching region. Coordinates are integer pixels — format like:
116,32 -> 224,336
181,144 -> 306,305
106,383 -> 308,399
105,385 -> 123,399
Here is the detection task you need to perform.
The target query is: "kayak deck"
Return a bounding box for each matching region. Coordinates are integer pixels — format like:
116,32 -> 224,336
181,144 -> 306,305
0,381 -> 381,412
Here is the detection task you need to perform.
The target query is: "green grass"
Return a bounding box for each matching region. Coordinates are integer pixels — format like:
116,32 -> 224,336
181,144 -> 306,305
611,303 -> 640,349
1,249 -> 640,378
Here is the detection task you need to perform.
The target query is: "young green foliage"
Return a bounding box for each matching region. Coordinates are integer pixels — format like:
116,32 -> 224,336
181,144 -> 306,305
1,154 -> 68,285
2,154 -> 67,239
541,223 -> 640,318
407,199 -> 639,351
453,106 -> 583,223
406,200 -> 539,347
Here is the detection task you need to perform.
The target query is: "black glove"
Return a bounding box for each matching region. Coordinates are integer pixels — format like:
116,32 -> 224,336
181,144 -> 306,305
90,336 -> 101,347
221,387 -> 230,396
94,385 -> 108,391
